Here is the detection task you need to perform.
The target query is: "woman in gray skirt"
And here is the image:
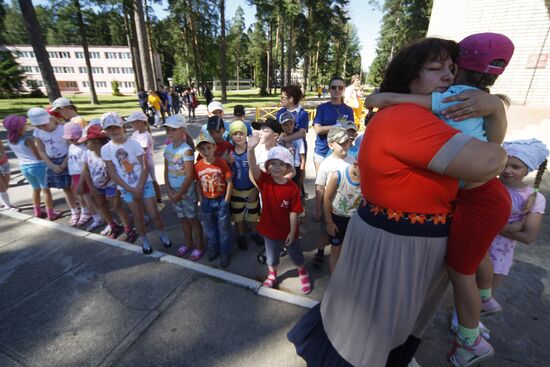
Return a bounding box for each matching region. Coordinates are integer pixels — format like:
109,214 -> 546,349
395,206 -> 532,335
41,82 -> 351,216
288,37 -> 508,366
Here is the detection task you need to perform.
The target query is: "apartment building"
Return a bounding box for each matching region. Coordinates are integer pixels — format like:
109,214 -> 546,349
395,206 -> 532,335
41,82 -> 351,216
428,0 -> 550,106
3,44 -> 162,94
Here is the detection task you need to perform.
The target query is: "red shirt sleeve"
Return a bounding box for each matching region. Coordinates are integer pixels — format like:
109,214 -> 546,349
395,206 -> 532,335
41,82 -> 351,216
289,183 -> 303,214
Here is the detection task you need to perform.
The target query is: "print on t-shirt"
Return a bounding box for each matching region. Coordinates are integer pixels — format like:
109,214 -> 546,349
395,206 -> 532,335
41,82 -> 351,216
116,148 -> 138,184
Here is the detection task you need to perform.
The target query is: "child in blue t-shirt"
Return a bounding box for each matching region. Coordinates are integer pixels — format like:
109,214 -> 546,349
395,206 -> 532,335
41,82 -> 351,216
163,115 -> 203,261
366,33 -> 515,365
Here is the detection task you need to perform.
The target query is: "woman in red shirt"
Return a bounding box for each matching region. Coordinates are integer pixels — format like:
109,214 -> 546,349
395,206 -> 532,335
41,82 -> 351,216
288,38 -> 507,367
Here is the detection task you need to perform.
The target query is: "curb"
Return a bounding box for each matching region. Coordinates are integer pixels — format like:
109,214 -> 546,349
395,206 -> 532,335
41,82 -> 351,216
1,211 -> 318,310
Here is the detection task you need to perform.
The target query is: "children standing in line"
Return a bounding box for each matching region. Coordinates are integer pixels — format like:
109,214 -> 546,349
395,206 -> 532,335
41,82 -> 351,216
232,105 -> 252,136
100,112 -> 171,254
126,111 -> 163,205
3,115 -> 53,217
78,124 -> 135,240
279,112 -> 306,190
476,139 -> 548,311
28,107 -> 79,221
228,121 -> 263,250
194,132 -> 233,268
248,133 -> 311,294
0,136 -> 18,211
64,122 -> 99,227
205,116 -> 234,159
323,162 -> 362,272
163,115 -> 204,261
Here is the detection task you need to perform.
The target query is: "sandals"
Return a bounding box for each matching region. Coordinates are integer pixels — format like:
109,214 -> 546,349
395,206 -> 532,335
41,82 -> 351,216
189,249 -> 204,261
298,269 -> 312,295
176,245 -> 192,257
47,211 -> 62,221
263,270 -> 278,288
69,213 -> 80,226
77,212 -> 92,226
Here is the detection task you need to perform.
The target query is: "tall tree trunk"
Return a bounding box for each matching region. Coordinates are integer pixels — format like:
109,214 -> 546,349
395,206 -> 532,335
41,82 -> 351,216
273,15 -> 280,94
314,40 -> 320,87
302,5 -> 313,94
186,0 -> 201,85
219,0 -> 227,102
133,0 -> 154,90
73,0 -> 98,104
286,17 -> 293,85
279,18 -> 285,87
268,21 -> 273,94
124,0 -> 143,91
18,0 -> 60,101
143,0 -> 159,89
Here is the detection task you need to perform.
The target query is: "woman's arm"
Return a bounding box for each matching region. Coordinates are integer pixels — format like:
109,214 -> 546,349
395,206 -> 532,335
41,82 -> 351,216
313,124 -> 334,136
26,138 -> 42,161
247,132 -> 261,181
224,179 -> 233,202
283,128 -> 307,142
500,212 -> 543,244
174,159 -> 195,201
365,92 -> 431,110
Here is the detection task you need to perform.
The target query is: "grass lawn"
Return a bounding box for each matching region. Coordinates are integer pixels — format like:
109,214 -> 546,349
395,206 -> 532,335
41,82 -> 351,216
0,88 -> 323,120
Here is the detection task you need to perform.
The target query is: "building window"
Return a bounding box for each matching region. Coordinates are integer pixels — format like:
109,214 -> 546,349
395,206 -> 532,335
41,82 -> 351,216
95,81 -> 108,88
105,52 -> 116,59
53,66 -> 75,73
65,81 -> 78,88
120,81 -> 135,88
82,81 -> 89,88
75,51 -> 100,59
48,51 -> 71,59
26,80 -> 43,87
17,50 -> 36,58
119,52 -> 131,59
79,67 -> 104,74
22,66 -> 40,73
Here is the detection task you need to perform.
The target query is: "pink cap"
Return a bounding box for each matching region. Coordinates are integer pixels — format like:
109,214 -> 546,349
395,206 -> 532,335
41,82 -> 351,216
458,33 -> 514,75
62,122 -> 83,140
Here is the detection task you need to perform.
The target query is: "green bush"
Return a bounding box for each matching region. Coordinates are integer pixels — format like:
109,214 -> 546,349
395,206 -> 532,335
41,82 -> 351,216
111,80 -> 122,96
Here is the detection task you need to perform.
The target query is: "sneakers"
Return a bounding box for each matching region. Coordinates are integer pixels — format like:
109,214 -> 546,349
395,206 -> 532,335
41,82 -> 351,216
237,236 -> 248,251
220,254 -> 230,268
159,233 -> 172,248
481,297 -> 502,315
108,224 -> 124,239
450,310 -> 491,340
141,237 -> 153,255
250,232 -> 265,247
86,218 -> 106,232
124,228 -> 138,243
448,336 -> 494,367
100,225 -> 112,236
77,212 -> 92,226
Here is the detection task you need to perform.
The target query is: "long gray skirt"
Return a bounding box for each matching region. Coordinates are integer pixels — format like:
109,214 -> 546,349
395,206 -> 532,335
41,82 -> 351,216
319,212 -> 450,367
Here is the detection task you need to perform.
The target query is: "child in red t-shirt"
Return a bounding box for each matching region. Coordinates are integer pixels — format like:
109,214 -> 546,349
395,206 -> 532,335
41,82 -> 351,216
248,132 -> 311,294
195,132 -> 234,268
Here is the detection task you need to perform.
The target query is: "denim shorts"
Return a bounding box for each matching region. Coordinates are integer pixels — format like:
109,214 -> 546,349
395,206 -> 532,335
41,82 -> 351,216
21,162 -> 48,189
171,186 -> 198,219
95,185 -> 118,198
119,181 -> 155,203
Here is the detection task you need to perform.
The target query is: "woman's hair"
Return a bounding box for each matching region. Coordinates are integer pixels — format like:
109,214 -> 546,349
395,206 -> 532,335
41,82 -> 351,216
281,85 -> 303,104
380,38 -> 460,93
534,159 -> 547,190
329,76 -> 345,86
350,74 -> 360,84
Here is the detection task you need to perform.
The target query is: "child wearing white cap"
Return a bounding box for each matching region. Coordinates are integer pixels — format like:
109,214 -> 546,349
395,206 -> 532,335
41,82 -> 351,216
126,111 -> 162,205
248,132 -> 311,295
28,107 -> 79,221
100,112 -> 172,254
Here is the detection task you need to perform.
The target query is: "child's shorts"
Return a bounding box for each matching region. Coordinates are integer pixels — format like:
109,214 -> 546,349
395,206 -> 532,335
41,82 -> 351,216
489,235 -> 515,276
446,178 -> 512,275
230,187 -> 259,223
95,185 -> 118,198
328,213 -> 351,247
171,185 -> 198,219
119,181 -> 155,203
21,162 -> 48,189
46,156 -> 71,189
0,160 -> 9,174
71,174 -> 90,195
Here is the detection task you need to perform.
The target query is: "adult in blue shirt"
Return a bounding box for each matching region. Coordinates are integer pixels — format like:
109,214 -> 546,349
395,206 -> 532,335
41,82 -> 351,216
313,76 -> 354,174
276,85 -> 309,147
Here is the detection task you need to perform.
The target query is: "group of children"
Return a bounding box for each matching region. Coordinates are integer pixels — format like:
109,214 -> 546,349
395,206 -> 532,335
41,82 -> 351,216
0,32 -> 548,362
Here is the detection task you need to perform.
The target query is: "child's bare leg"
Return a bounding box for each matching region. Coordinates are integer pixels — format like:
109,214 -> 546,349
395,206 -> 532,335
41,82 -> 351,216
181,218 -> 193,247
492,274 -> 505,291
476,254 -> 494,290
108,194 -> 130,228
83,193 -> 99,215
152,180 -> 162,202
235,221 -> 245,236
95,194 -> 114,224
448,267 -> 480,329
143,197 -> 164,230
43,188 -> 54,209
329,245 -> 342,273
62,188 -> 78,208
127,200 -> 146,235
32,188 -> 41,207
190,218 -> 203,250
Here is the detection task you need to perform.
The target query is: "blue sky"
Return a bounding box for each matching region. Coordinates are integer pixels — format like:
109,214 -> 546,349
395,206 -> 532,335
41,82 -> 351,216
150,0 -> 383,70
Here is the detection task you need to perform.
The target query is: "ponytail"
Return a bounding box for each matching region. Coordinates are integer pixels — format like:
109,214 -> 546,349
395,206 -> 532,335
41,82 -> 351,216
534,159 -> 547,191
